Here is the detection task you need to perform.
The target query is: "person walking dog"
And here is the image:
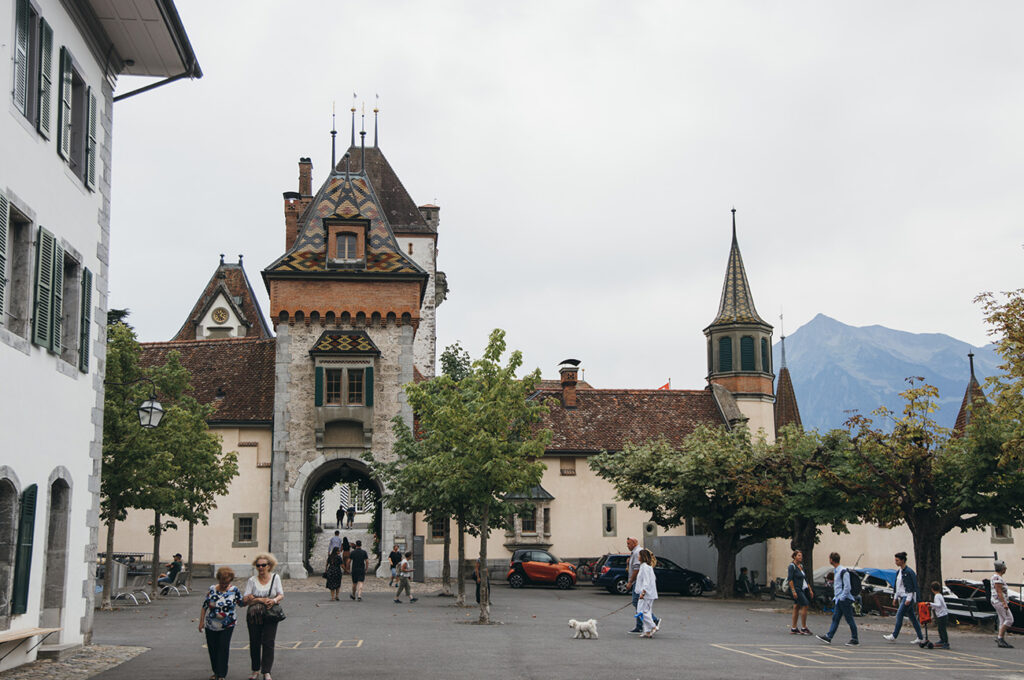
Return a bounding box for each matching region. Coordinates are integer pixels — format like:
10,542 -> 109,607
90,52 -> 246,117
816,553 -> 859,646
636,549 -> 660,638
883,551 -> 924,644
626,537 -> 660,633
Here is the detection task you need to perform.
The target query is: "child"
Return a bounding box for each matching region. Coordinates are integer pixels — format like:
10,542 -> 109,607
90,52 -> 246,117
394,551 -> 418,604
929,581 -> 949,649
636,549 -> 659,638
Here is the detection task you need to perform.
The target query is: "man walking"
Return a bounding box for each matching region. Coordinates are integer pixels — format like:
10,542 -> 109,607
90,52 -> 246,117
625,537 -> 660,634
328,530 -> 343,554
335,506 -> 344,530
816,552 -> 859,646
346,505 -> 356,529
388,545 -> 402,587
884,551 -> 924,644
349,539 -> 368,601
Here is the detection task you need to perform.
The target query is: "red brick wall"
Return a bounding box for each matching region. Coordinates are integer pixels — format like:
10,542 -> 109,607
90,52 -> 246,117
711,374 -> 774,396
270,279 -> 422,321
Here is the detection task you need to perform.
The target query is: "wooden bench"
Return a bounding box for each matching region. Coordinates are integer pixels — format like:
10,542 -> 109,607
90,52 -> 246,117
0,627 -> 61,662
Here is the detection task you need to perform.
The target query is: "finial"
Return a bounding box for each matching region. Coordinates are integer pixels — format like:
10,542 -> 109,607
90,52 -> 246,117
238,254 -> 243,265
344,152 -> 351,181
731,207 -> 737,240
373,93 -> 379,147
219,253 -> 225,265
360,106 -> 366,172
968,351 -> 976,379
779,311 -> 787,368
350,92 -> 357,147
330,101 -> 337,170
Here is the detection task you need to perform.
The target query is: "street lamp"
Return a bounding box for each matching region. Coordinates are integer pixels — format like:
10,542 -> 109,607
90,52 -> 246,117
105,377 -> 164,429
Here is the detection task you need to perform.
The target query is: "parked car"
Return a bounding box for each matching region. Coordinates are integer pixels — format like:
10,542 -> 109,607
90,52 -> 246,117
507,549 -> 577,589
592,553 -> 713,596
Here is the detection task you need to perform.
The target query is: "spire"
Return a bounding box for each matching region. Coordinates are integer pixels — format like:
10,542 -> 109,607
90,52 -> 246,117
779,312 -> 787,368
707,209 -> 769,328
330,102 -> 337,170
774,362 -> 802,437
954,351 -> 986,435
373,94 -> 379,147
350,92 -> 357,147
360,102 -> 366,172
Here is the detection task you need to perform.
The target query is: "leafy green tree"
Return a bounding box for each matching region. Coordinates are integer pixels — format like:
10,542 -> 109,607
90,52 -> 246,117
977,289 -> 1024,454
591,426 -> 788,597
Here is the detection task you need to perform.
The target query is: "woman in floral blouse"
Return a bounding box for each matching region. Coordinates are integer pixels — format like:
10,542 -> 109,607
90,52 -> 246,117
199,566 -> 243,680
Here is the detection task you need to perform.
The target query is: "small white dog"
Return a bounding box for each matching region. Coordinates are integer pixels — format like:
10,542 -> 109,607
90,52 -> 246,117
568,618 -> 599,639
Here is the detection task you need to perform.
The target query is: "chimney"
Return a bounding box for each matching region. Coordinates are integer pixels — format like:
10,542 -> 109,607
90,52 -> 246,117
418,204 -> 440,231
559,359 -> 581,408
283,191 -> 301,250
298,157 -> 313,196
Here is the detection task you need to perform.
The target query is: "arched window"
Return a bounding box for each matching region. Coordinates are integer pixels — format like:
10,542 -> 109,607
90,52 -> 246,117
740,336 -> 755,371
761,338 -> 770,373
718,337 -> 732,372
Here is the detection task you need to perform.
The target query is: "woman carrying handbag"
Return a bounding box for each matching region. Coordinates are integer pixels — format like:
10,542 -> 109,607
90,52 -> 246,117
243,553 -> 285,680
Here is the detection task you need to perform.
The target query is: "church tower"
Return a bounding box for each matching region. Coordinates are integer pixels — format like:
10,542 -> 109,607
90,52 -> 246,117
262,116 -> 439,576
704,210 -> 776,441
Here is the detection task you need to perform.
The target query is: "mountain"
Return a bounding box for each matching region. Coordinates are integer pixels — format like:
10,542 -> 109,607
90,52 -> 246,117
773,314 -> 1000,432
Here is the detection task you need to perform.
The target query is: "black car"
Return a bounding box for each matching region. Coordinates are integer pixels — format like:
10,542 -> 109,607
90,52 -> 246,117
592,553 -> 713,597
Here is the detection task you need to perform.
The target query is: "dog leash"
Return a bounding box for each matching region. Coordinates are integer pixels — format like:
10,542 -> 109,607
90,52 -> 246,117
597,601 -> 635,620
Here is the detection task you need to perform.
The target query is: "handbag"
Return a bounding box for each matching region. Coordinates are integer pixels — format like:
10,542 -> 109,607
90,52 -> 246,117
247,574 -> 286,623
264,575 -> 286,622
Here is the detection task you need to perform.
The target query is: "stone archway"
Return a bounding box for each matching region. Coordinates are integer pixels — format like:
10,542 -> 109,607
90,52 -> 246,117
40,470 -> 72,640
300,457 -> 382,574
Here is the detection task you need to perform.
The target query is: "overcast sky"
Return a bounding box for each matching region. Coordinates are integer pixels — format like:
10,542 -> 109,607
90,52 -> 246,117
108,0 -> 1023,389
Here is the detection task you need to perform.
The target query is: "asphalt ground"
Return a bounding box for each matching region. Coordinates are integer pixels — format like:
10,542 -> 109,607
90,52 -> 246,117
91,579 -> 1024,680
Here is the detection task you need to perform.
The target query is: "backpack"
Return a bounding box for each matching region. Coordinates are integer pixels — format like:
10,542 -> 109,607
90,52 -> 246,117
846,569 -> 862,596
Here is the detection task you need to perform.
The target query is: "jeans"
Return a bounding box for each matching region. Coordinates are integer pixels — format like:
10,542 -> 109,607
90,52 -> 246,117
824,599 -> 858,641
631,589 -> 660,630
893,598 -> 923,639
247,618 -> 278,673
205,626 -> 234,678
935,614 -> 948,644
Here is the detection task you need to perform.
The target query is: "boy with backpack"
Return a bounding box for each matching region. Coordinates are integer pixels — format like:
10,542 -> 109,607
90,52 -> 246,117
816,552 -> 860,646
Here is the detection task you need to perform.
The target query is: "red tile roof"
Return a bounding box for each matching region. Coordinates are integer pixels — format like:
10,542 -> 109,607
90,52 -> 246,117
534,388 -> 726,453
171,260 -> 272,342
139,338 -> 276,423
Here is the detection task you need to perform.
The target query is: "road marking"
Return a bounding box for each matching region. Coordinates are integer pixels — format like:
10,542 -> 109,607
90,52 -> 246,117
210,640 -> 364,651
713,644 -> 1023,670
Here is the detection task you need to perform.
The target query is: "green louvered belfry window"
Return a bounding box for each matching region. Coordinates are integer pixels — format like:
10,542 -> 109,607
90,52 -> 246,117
79,268 -> 92,372
314,366 -> 324,407
761,338 -> 770,373
741,336 -> 755,371
365,366 -> 374,407
718,337 -> 732,373
11,484 -> 37,616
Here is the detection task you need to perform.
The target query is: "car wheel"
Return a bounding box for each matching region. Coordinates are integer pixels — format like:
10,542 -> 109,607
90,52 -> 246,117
556,574 -> 573,590
685,579 -> 704,597
509,572 -> 525,589
614,577 -> 631,595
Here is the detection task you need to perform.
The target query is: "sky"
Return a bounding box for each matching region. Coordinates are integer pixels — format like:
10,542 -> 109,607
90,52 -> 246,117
108,0 -> 1023,389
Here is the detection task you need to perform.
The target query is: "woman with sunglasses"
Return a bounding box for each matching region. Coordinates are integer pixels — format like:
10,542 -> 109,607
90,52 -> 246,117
243,553 -> 284,680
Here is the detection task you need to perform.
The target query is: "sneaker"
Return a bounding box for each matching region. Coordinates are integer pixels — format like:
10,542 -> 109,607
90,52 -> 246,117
801,628 -> 813,635
883,634 -> 896,642
816,635 -> 832,644
410,597 -> 418,602
933,642 -> 949,649
790,628 -> 800,635
349,594 -> 355,600
357,596 -> 362,601
628,629 -> 643,635
394,598 -> 401,603
997,637 -> 1014,648
845,640 -> 859,646
910,638 -> 925,645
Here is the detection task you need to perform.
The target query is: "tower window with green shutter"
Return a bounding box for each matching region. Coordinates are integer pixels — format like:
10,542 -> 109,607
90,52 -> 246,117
740,336 -> 755,371
761,337 -> 770,373
718,336 -> 732,373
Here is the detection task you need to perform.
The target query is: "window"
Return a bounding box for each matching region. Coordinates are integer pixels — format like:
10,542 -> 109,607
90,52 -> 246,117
56,48 -> 97,189
740,336 -> 755,371
57,251 -> 81,366
232,513 -> 258,547
602,504 -> 617,537
347,368 -> 364,405
337,233 -> 358,260
718,336 -> 732,372
542,507 -> 550,535
761,337 -> 770,373
0,478 -> 17,630
12,0 -> 54,138
559,457 -> 576,476
1,200 -> 32,338
993,525 -> 1013,543
430,517 -> 446,540
325,369 -> 342,404
11,484 -> 37,615
520,508 -> 536,534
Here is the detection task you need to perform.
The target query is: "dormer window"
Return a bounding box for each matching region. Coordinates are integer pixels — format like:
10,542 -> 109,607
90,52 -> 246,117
324,217 -> 369,269
337,233 -> 358,260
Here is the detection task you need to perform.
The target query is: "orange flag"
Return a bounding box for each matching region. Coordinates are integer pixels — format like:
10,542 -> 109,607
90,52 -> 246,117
657,380 -> 670,390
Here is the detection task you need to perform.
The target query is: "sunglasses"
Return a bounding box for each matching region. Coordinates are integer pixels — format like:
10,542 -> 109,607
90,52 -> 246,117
256,563 -> 269,568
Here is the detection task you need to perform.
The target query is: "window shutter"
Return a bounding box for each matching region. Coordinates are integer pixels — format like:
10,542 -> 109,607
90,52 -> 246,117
37,19 -> 54,138
32,227 -> 55,347
314,366 -> 323,407
365,366 -> 374,406
13,0 -> 30,115
57,47 -> 73,160
85,88 -> 97,190
11,484 -> 37,616
0,194 -> 8,319
50,240 -> 63,354
78,267 -> 92,372
761,338 -> 770,373
718,337 -> 732,373
740,336 -> 755,371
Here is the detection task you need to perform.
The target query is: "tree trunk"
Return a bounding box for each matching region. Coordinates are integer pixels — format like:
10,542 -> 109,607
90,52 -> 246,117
478,506 -> 490,624
792,518 -> 817,587
150,511 -> 162,598
712,531 -> 738,599
910,521 -> 945,598
101,506 -> 117,610
456,516 -> 466,606
187,521 -> 195,588
440,518 -> 452,595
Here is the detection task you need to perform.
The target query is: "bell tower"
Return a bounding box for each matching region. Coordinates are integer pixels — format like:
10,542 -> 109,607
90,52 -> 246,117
703,209 -> 776,441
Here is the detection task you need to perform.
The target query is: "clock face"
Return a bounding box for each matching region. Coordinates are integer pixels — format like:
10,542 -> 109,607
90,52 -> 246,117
211,307 -> 229,324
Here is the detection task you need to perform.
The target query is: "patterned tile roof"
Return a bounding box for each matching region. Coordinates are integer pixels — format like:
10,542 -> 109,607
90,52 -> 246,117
774,366 -> 802,436
534,388 -> 726,453
707,212 -> 769,328
309,330 -> 381,356
139,338 -> 276,423
171,259 -> 272,341
266,152 -> 427,277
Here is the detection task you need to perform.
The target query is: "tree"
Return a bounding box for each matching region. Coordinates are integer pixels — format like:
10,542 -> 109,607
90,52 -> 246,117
591,425 -> 789,598
977,289 -> 1024,455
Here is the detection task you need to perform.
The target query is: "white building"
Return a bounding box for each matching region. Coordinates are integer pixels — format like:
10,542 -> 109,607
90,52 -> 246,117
0,0 -> 199,669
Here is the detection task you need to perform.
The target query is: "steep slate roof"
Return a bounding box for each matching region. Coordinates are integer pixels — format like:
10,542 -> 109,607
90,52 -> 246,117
534,388 -> 726,453
339,146 -> 435,234
139,338 -> 275,424
171,258 -> 272,341
707,211 -> 769,328
953,354 -> 986,435
774,367 -> 802,435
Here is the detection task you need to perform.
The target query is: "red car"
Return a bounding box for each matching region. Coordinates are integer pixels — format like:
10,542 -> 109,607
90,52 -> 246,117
507,549 -> 577,589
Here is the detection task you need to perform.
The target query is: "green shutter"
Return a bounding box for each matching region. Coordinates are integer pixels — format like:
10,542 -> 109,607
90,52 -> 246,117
314,366 -> 324,407
32,227 -> 54,347
78,267 -> 92,372
0,194 -> 8,319
365,366 -> 374,406
85,88 -> 97,190
13,0 -> 29,115
740,336 -> 755,371
37,19 -> 54,138
718,337 -> 732,373
761,338 -> 770,373
57,47 -> 72,161
50,241 -> 63,354
11,484 -> 37,616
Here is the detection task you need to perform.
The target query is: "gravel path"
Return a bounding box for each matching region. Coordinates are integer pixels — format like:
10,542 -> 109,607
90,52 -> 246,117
0,645 -> 147,680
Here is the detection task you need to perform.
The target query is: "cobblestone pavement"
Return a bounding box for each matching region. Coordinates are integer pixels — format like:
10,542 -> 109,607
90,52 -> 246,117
0,645 -> 147,680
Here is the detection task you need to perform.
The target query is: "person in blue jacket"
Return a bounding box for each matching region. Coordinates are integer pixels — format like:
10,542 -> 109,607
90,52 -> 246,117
883,551 -> 924,644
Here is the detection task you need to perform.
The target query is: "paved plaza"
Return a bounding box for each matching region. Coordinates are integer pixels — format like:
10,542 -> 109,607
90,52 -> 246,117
56,581 -> 1024,680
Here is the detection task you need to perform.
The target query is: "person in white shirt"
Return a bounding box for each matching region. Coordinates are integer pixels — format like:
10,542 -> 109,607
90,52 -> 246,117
394,551 -> 418,604
992,561 -> 1014,648
635,549 -> 659,638
928,581 -> 949,649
